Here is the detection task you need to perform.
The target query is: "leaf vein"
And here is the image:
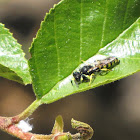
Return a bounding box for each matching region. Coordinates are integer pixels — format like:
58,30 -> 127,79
54,12 -> 60,80
80,0 -> 83,62
122,0 -> 129,29
100,0 -> 108,48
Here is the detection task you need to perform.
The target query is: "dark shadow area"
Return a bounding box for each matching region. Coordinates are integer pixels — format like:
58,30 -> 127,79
2,16 -> 36,36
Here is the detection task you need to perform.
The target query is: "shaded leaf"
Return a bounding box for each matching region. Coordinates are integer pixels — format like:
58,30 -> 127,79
0,23 -> 31,84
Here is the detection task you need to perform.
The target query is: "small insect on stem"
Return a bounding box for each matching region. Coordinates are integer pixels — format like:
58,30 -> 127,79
72,56 -> 120,85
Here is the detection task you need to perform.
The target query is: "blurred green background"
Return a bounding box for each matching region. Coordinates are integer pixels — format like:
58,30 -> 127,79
0,0 -> 140,140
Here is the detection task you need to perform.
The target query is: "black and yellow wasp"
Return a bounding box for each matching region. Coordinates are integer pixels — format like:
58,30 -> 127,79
72,56 -> 120,85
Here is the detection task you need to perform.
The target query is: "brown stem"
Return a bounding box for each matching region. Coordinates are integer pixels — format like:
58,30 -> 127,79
0,99 -> 42,139
0,99 -> 91,140
0,99 -> 41,129
17,99 -> 41,122
2,123 -> 78,140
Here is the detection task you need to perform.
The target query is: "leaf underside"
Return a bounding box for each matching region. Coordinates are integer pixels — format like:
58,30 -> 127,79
0,23 -> 31,85
29,0 -> 140,102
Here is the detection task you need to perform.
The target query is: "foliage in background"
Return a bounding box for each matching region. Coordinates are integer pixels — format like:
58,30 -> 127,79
0,24 -> 31,84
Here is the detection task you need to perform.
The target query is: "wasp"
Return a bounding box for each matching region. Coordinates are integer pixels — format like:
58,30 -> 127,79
72,56 -> 120,85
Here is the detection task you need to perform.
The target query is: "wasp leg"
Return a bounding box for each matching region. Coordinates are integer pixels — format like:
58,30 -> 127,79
99,68 -> 111,76
81,74 -> 90,83
101,68 -> 112,71
89,74 -> 96,85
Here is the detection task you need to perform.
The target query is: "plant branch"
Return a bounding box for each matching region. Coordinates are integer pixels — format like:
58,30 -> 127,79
0,99 -> 41,132
2,123 -> 81,140
18,99 -> 41,121
0,100 -> 93,140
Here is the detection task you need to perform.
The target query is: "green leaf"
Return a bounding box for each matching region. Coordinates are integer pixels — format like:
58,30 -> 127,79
29,0 -> 140,99
41,18 -> 140,104
0,23 -> 31,84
